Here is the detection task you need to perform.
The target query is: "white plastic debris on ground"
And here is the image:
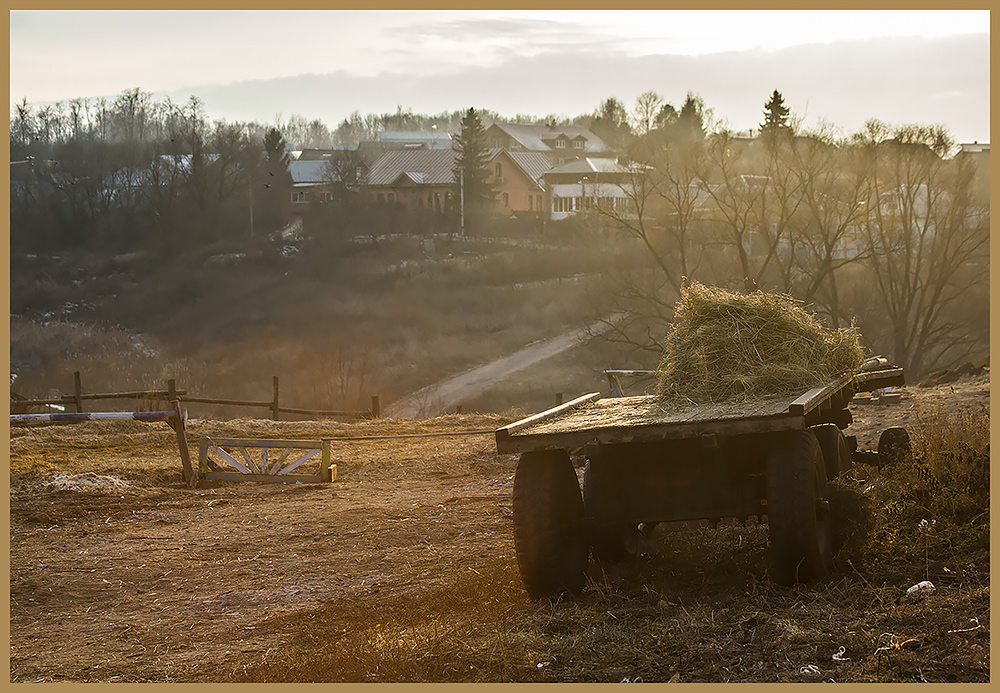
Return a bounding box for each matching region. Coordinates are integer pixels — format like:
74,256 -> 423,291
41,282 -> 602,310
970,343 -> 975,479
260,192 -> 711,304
904,580 -> 936,600
45,472 -> 132,492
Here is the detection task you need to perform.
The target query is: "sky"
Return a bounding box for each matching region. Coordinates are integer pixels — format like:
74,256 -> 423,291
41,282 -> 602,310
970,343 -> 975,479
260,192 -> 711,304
9,10 -> 992,142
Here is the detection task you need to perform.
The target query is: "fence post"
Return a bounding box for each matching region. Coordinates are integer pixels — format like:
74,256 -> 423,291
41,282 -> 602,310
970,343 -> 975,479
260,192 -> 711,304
170,399 -> 195,486
556,392 -> 564,406
272,376 -> 280,421
73,371 -> 84,413
167,379 -> 178,403
371,395 -> 381,418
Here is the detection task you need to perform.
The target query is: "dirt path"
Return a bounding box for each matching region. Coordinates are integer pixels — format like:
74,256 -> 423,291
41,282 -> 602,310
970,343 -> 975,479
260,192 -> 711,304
384,316 -> 621,418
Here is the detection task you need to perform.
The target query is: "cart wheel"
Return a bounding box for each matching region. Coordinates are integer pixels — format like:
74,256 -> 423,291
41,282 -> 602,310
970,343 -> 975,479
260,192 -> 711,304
766,430 -> 833,586
877,427 -> 912,468
582,460 -> 639,562
811,423 -> 853,480
512,449 -> 589,599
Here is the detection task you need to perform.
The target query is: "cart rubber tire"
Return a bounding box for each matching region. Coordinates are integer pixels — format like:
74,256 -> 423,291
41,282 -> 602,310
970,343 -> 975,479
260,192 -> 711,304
766,429 -> 834,586
877,427 -> 912,468
811,423 -> 853,480
512,449 -> 589,600
582,459 -> 638,562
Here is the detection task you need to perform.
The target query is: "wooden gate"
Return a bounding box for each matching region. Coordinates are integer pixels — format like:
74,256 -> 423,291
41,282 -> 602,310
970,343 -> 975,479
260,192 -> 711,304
198,438 -> 334,484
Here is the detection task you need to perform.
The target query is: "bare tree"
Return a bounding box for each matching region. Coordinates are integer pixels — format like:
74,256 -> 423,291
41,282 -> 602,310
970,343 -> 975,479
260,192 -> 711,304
632,90 -> 664,136
854,121 -> 989,376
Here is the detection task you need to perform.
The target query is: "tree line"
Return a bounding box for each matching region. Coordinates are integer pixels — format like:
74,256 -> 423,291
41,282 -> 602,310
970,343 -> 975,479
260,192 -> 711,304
588,91 -> 988,378
10,87 -> 988,377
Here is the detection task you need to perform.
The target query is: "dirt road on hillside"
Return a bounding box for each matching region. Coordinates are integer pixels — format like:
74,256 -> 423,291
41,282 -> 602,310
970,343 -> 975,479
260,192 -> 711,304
384,316 -> 622,418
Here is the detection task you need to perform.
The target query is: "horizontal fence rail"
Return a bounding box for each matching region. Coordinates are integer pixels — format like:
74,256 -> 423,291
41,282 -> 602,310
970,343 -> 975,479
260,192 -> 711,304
10,402 -> 196,484
11,372 -> 379,422
10,411 -> 177,425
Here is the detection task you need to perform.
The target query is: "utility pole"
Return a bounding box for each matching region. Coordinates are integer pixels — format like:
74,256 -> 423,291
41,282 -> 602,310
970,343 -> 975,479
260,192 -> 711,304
248,179 -> 254,239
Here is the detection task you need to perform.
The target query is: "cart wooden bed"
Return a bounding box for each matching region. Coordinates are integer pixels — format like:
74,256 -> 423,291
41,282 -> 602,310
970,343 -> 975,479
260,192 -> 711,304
495,363 -> 906,599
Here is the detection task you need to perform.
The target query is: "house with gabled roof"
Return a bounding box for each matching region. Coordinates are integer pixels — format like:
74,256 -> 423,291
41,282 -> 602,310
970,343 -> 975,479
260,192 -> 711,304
544,157 -> 641,221
287,152 -> 366,208
485,123 -> 614,166
487,149 -> 550,217
364,148 -> 457,212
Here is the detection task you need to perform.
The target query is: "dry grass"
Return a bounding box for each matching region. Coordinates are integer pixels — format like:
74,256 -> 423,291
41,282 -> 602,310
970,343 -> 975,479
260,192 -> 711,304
656,282 -> 865,403
230,407 -> 989,684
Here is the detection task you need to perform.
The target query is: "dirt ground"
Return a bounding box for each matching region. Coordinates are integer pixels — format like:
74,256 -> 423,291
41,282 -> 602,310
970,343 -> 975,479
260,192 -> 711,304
8,374 -> 989,682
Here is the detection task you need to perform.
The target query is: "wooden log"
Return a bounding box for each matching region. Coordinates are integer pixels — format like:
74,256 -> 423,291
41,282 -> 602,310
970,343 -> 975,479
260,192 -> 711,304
13,390 -> 187,406
202,438 -> 323,448
170,401 -> 194,486
78,390 -> 186,400
272,376 -> 280,421
203,472 -> 324,484
495,392 -> 602,442
276,406 -> 371,418
321,440 -> 333,483
10,411 -> 176,424
787,375 -> 852,417
178,396 -> 273,407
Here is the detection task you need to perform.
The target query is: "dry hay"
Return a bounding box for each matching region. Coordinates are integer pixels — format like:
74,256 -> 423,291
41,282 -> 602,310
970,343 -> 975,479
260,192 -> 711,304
43,472 -> 133,493
656,282 -> 865,403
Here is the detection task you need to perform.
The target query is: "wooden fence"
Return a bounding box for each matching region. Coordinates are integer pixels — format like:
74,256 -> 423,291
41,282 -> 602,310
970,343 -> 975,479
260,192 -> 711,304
11,371 -> 379,421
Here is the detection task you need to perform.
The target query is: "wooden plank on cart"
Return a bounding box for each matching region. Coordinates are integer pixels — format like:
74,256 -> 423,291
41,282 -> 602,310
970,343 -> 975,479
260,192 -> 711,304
787,375 -> 853,417
495,392 -> 812,454
495,392 -> 601,446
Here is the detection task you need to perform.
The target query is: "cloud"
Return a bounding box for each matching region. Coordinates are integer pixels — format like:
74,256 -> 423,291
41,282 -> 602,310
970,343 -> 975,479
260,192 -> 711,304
148,32 -> 989,144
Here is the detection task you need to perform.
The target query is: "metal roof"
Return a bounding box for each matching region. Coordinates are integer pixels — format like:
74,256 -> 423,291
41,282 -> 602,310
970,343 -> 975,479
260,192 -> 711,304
365,149 -> 457,187
376,131 -> 454,149
289,160 -> 332,184
545,157 -> 629,175
489,123 -> 609,153
506,151 -> 553,186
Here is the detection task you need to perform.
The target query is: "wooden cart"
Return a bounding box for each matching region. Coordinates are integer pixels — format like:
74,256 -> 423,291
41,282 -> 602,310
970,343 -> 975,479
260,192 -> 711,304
495,361 -> 906,599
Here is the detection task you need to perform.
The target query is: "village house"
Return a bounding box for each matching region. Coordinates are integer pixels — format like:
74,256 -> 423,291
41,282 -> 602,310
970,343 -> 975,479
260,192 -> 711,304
364,148 -> 457,212
485,123 -> 614,166
486,149 -> 550,217
357,130 -> 454,167
544,157 -> 639,220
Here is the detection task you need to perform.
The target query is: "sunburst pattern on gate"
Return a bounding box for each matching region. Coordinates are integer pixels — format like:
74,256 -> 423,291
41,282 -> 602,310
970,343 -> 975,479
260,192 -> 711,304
198,438 -> 334,483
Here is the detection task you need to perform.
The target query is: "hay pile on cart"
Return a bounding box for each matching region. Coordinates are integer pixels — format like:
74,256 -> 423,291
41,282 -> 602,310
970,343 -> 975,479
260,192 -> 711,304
656,282 -> 865,404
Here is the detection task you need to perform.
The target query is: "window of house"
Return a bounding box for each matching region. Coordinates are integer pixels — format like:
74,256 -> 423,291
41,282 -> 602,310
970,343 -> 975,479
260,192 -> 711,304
502,192 -> 509,208
528,196 -> 533,211
387,193 -> 394,203
573,139 -> 584,149
434,192 -> 441,212
496,162 -> 503,180
537,195 -> 543,211
377,193 -> 384,202
555,140 -> 567,148
291,191 -> 306,203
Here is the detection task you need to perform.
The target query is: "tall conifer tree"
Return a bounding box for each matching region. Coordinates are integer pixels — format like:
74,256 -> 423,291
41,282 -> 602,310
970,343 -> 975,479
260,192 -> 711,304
760,89 -> 792,141
452,107 -> 496,236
